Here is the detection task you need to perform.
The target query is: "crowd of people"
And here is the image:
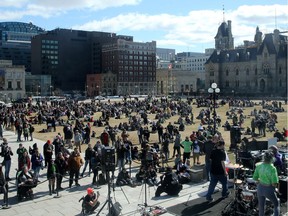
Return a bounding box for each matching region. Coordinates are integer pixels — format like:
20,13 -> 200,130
0,96 -> 286,214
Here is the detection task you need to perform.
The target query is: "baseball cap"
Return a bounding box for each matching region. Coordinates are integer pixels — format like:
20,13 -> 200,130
87,187 -> 94,195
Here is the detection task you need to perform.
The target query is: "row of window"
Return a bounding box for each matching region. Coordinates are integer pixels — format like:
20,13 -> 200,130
42,40 -> 58,44
110,61 -> 154,66
224,80 -> 283,88
41,45 -> 58,49
211,66 -> 283,77
120,55 -> 154,60
7,80 -> 22,89
186,58 -> 208,62
42,55 -> 58,60
118,71 -> 154,76
120,44 -> 155,51
42,50 -> 58,54
118,66 -> 154,71
118,77 -> 155,82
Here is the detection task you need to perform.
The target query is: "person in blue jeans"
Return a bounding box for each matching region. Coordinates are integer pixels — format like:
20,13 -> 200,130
206,141 -> 229,202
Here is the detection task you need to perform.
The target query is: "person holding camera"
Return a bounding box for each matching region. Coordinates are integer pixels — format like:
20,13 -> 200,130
83,188 -> 100,214
1,138 -> 13,181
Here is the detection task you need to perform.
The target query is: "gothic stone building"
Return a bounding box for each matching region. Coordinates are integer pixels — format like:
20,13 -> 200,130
205,27 -> 287,97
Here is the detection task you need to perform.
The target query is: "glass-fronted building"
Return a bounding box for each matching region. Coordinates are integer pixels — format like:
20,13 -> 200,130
0,22 -> 45,72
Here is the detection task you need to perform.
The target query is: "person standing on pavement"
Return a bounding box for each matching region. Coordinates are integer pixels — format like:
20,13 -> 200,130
43,140 -> 53,167
202,135 -> 215,181
81,144 -> 93,177
16,143 -> 28,170
54,152 -> 67,190
206,141 -> 229,202
180,136 -> 193,163
68,148 -> 83,188
47,159 -> 57,195
31,148 -> 43,182
1,138 -> 13,181
253,150 -> 279,216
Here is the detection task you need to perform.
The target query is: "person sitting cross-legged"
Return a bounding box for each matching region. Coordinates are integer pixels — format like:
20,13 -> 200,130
83,188 -> 100,214
116,168 -> 134,187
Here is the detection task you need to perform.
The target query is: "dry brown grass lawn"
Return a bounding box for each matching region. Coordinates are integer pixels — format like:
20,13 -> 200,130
31,100 -> 287,167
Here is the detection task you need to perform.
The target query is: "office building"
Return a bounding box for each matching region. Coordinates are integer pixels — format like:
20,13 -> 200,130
0,22 -> 45,72
102,39 -> 157,95
31,28 -> 133,91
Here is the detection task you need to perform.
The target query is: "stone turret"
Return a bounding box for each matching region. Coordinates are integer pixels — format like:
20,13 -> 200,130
254,26 -> 262,47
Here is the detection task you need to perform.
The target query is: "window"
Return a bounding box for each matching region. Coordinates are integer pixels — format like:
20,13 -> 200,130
17,81 -> 21,89
279,79 -> 282,87
263,64 -> 270,74
210,70 -> 214,76
226,69 -> 229,76
255,68 -> 257,75
236,80 -> 239,87
8,81 -> 12,89
279,67 -> 282,74
225,81 -> 229,87
236,69 -> 239,75
246,69 -> 249,75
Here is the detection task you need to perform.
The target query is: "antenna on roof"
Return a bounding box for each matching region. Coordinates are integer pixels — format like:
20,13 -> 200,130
275,8 -> 277,29
222,4 -> 225,22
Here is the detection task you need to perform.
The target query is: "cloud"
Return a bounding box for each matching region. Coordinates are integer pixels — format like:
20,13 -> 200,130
0,0 -> 29,8
0,2 -> 286,51
0,0 -> 142,19
74,4 -> 287,49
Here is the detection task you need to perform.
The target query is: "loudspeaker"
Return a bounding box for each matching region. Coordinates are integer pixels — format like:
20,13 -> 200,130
230,126 -> 241,149
101,147 -> 115,172
279,178 -> 287,203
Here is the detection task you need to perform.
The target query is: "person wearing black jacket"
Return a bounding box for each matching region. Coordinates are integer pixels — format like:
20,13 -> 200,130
1,138 -> 13,181
55,152 -> 67,190
53,136 -> 63,156
81,144 -> 93,177
155,167 -> 182,197
206,141 -> 229,202
43,140 -> 53,167
202,136 -> 215,181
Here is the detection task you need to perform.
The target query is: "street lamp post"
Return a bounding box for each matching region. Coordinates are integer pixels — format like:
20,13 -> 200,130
85,85 -> 88,97
208,83 -> 220,135
50,86 -> 53,96
38,85 -> 41,96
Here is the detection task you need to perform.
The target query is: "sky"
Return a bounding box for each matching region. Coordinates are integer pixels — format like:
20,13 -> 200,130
0,0 -> 287,53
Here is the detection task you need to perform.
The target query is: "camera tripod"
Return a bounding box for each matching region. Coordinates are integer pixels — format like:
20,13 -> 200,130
96,171 -> 115,216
